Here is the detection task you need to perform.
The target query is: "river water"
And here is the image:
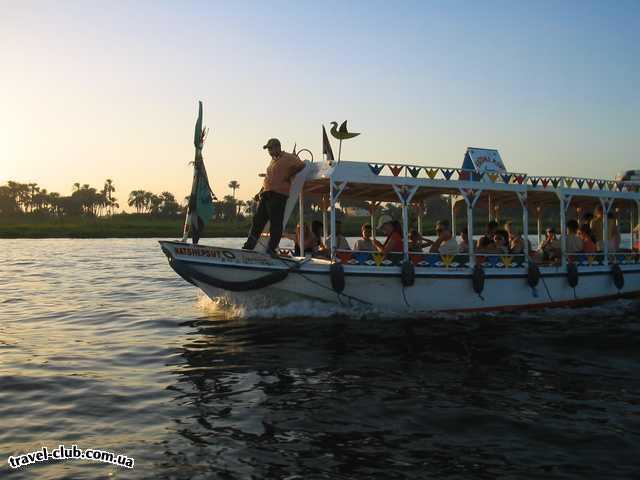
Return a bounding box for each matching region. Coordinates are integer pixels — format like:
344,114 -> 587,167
1,238 -> 639,479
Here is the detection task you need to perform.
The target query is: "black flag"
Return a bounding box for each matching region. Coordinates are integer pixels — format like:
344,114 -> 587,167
183,101 -> 215,244
322,125 -> 335,161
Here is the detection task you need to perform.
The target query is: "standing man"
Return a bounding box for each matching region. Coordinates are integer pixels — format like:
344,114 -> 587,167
242,138 -> 305,256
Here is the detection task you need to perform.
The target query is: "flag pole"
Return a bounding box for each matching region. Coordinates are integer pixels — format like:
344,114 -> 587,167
183,101 -> 204,243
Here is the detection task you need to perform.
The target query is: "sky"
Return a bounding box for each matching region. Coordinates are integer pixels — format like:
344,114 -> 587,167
1,0 -> 639,207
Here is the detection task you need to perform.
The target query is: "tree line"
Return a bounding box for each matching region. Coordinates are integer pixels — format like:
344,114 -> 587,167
0,179 -> 256,221
0,180 -> 119,217
0,177 -> 462,225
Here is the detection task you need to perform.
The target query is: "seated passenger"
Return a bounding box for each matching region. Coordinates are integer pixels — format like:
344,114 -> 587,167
428,219 -> 458,255
353,223 -> 375,251
476,235 -> 497,254
492,229 -> 510,254
565,219 -> 583,253
311,220 -> 326,253
477,220 -> 498,249
504,221 -> 524,254
334,221 -> 350,250
283,223 -> 317,256
373,215 -> 404,257
458,228 -> 469,253
408,229 -> 429,252
578,224 -> 597,253
538,227 -> 561,261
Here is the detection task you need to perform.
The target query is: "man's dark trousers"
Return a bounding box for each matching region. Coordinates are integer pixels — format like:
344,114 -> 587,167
243,191 -> 288,252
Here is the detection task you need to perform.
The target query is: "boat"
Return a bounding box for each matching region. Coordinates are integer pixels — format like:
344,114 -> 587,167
160,104 -> 640,312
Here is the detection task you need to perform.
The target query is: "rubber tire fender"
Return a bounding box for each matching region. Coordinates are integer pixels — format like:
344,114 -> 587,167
472,265 -> 485,296
401,260 -> 415,287
527,263 -> 540,288
567,262 -> 579,288
612,264 -> 624,290
330,262 -> 346,294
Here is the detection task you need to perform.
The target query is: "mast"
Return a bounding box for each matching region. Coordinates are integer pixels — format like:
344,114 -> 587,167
182,101 -> 214,244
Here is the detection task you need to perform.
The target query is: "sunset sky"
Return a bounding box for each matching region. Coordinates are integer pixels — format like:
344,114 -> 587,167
2,0 -> 639,207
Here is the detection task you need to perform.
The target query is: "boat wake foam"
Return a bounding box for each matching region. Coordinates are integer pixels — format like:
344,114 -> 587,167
195,290 -> 398,319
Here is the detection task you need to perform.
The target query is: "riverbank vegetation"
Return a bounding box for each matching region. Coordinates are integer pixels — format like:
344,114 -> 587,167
0,179 -> 257,237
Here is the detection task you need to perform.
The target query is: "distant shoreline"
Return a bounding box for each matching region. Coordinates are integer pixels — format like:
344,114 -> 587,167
0,233 -> 250,239
0,215 -> 252,239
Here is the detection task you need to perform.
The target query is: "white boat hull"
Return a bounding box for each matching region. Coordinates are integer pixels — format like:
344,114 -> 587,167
160,241 -> 640,312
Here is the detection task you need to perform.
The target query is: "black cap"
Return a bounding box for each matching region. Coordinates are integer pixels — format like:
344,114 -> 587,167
263,138 -> 281,149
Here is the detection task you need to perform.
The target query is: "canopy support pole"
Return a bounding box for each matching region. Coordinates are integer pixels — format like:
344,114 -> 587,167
556,193 -> 572,268
630,207 -> 634,249
450,195 -> 456,237
600,197 -> 614,265
298,190 -> 304,256
536,206 -> 542,247
460,189 -> 481,269
636,200 -> 640,250
417,202 -> 423,236
517,192 -> 528,267
393,185 -> 419,262
321,196 -> 328,246
368,201 -> 380,242
330,181 -> 347,260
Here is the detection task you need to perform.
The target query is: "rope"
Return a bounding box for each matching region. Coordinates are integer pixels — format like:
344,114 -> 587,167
402,285 -> 411,309
271,254 -> 371,306
540,273 -> 554,302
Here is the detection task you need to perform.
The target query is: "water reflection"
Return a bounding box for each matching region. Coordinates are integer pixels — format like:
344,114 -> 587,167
161,303 -> 640,479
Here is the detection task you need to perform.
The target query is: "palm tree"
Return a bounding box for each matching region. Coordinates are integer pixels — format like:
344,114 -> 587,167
27,183 -> 39,212
236,200 -> 246,217
244,199 -> 258,216
128,190 -> 146,213
228,180 -> 240,198
103,179 -> 116,216
8,181 -> 29,212
222,195 -> 237,221
49,192 -> 61,216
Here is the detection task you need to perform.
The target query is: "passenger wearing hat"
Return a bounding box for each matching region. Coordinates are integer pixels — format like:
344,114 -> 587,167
242,138 -> 305,255
373,214 -> 404,257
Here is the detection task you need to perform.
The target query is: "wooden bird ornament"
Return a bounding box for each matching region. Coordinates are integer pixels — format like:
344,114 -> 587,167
330,121 -> 360,140
329,120 -> 360,161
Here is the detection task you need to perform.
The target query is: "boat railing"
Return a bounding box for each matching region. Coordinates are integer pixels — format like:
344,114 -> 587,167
565,251 -> 640,266
334,248 -> 640,269
334,249 -> 529,269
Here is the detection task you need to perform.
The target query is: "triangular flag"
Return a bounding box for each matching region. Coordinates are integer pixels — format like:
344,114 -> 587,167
322,125 -> 335,161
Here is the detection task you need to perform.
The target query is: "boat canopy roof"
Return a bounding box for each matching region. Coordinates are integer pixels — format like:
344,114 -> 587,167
302,159 -> 640,205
